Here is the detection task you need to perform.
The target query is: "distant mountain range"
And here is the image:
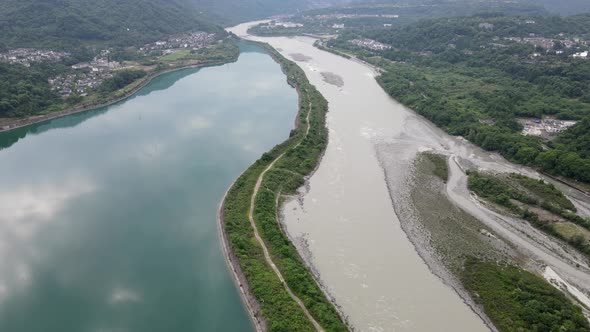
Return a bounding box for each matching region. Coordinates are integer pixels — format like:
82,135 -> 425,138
528,0 -> 590,15
1,0 -> 588,49
347,0 -> 590,16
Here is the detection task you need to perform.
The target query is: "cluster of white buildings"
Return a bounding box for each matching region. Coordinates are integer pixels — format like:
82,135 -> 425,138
141,32 -> 217,51
49,71 -> 114,98
349,38 -> 392,51
53,50 -> 120,97
519,118 -> 577,137
501,35 -> 588,59
264,21 -> 304,28
71,54 -> 121,73
0,48 -> 70,67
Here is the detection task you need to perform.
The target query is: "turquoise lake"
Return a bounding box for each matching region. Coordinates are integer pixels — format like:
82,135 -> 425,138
0,42 -> 298,331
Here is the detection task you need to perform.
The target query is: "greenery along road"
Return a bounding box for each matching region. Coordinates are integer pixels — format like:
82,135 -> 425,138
467,171 -> 590,258
222,42 -> 348,332
246,102 -> 325,332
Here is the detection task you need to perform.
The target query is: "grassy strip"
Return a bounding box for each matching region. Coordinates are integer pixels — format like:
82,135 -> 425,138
223,42 -> 348,331
467,171 -> 590,257
313,41 -> 352,59
412,154 -> 588,331
423,152 -> 448,182
510,173 -> 576,212
462,259 -> 589,332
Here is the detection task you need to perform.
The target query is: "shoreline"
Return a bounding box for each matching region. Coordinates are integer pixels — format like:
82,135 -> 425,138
217,35 -> 349,331
376,152 -> 500,331
243,27 -> 590,329
252,31 -> 494,331
267,47 -> 353,330
215,39 -> 314,332
215,39 -> 304,332
216,184 -> 266,332
215,39 -> 306,332
312,41 -> 590,206
0,59 -> 235,134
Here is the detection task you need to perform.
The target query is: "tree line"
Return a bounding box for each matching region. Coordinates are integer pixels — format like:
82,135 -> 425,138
329,13 -> 590,183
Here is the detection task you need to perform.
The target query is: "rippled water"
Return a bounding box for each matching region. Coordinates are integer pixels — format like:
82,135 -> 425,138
230,22 -> 590,331
229,23 -> 490,332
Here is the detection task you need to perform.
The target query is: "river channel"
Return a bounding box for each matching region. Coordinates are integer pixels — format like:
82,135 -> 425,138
0,42 -> 296,332
230,22 -> 590,332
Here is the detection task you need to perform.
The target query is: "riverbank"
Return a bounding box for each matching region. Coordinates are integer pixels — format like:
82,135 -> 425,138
219,38 -> 348,331
236,22 -> 590,331
217,186 -> 266,332
233,28 -> 492,331
0,58 -> 238,133
0,44 -> 295,331
380,151 -> 521,330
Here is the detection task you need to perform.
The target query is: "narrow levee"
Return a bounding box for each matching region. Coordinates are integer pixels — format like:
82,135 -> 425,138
247,103 -> 324,332
229,22 -> 492,332
230,21 -> 590,332
219,38 -> 348,331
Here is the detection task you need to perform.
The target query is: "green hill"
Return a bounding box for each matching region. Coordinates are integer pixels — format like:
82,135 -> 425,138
0,0 -> 219,49
0,0 -> 348,48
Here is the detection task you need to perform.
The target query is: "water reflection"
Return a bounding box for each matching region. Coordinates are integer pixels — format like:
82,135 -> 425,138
0,42 -> 297,331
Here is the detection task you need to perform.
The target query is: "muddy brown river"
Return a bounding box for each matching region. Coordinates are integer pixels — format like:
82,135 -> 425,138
229,22 -> 590,331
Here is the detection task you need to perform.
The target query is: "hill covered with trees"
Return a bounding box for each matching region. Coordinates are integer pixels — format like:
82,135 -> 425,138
327,13 -> 590,183
0,0 -> 219,49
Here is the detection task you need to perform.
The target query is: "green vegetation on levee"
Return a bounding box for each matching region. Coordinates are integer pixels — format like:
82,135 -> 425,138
468,171 -> 590,257
462,259 -> 589,332
325,13 -> 590,184
222,42 -> 347,331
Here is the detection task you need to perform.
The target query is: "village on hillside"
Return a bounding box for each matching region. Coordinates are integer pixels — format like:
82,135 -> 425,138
0,31 -> 221,99
0,48 -> 70,66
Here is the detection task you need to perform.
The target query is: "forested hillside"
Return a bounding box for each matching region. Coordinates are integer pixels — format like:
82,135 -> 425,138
0,0 -> 349,48
0,0 -> 219,48
327,14 -> 590,183
248,0 -> 546,38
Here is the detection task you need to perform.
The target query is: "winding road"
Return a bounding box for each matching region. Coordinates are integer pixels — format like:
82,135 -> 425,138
247,102 -> 325,331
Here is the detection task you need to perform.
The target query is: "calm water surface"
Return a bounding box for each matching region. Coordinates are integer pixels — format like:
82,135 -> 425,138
0,43 -> 297,332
